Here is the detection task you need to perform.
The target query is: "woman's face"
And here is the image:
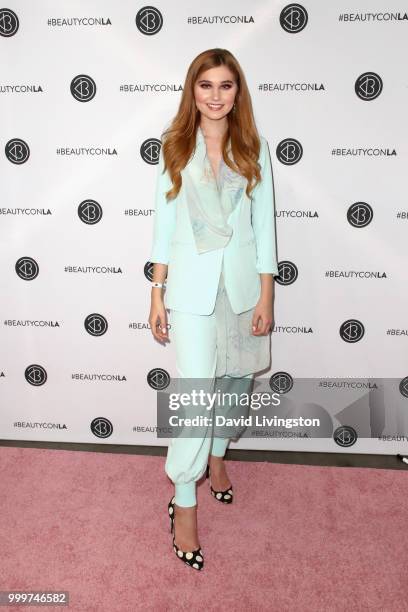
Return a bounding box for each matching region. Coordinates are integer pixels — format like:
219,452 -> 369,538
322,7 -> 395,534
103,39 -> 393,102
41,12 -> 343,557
193,65 -> 238,122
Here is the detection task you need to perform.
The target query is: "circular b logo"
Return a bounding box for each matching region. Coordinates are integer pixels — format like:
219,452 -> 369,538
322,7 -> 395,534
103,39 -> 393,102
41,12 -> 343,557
136,6 -> 163,35
280,4 -> 308,33
5,138 -> 30,164
347,202 -> 373,228
269,371 -> 293,394
333,425 -> 357,447
70,75 -> 97,102
141,138 -> 161,164
84,313 -> 108,336
25,364 -> 47,386
144,261 -> 155,282
399,377 -> 408,398
147,368 -> 170,390
15,257 -> 39,280
78,200 -> 103,225
91,417 -> 113,439
274,261 -> 298,285
355,72 -> 383,101
339,319 -> 365,343
0,8 -> 19,36
276,138 -> 303,165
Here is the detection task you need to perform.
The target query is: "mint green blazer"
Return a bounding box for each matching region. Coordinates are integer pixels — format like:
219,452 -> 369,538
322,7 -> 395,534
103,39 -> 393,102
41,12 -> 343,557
150,129 -> 279,315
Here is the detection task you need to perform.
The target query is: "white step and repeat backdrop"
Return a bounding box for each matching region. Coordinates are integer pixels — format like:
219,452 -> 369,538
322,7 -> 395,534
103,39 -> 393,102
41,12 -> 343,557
1,1 -> 407,455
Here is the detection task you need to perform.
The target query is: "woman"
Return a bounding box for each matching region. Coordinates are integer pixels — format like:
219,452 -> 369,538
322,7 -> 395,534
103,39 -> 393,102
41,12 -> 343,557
148,48 -> 279,571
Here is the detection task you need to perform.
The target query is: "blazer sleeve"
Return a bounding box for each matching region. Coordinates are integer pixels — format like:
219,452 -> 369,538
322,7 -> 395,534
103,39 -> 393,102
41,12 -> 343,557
251,136 -> 279,276
149,142 -> 177,265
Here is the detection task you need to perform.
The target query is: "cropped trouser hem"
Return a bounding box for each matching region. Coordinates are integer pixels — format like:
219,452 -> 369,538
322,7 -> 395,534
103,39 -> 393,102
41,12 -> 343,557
210,435 -> 230,457
175,482 -> 197,507
173,437 -> 230,507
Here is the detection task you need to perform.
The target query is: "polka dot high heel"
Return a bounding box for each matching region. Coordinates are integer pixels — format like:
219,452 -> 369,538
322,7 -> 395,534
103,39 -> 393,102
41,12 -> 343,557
205,463 -> 234,503
167,496 -> 204,571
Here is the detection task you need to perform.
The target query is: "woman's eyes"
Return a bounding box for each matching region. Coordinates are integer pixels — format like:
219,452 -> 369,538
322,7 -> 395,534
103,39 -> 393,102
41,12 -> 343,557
200,83 -> 233,89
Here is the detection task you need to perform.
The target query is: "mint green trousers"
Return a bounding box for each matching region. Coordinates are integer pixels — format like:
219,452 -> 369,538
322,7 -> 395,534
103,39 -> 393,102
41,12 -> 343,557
165,272 -> 254,507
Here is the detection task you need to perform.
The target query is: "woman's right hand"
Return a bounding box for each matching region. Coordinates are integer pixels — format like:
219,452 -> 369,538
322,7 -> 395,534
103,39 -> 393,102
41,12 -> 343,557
149,297 -> 170,344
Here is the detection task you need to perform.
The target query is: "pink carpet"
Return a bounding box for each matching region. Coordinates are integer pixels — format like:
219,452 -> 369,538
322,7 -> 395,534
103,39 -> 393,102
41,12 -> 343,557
0,446 -> 407,611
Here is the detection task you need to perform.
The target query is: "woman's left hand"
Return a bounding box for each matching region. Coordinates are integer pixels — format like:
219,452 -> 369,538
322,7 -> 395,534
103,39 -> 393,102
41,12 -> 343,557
252,299 -> 274,335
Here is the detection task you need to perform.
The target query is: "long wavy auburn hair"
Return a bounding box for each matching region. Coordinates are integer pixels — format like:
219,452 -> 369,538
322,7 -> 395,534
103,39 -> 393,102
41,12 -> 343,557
160,48 -> 263,202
